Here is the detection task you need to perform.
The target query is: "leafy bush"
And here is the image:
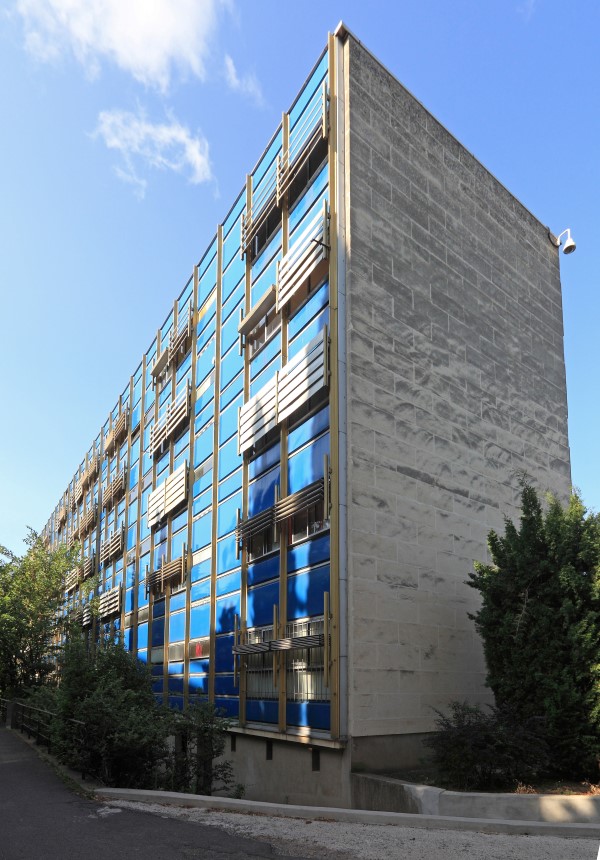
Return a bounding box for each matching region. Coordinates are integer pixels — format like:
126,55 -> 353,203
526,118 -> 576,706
0,533 -> 240,795
53,637 -> 170,788
468,482 -> 600,777
51,636 -> 238,794
20,684 -> 58,712
424,701 -> 550,790
170,703 -> 235,796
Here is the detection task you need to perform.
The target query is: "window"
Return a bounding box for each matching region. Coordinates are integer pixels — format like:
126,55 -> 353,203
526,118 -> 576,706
245,625 -> 278,701
247,307 -> 281,358
286,646 -> 327,702
248,525 -> 279,562
249,204 -> 282,264
285,617 -> 329,704
171,508 -> 188,560
290,499 -> 328,544
288,136 -> 328,210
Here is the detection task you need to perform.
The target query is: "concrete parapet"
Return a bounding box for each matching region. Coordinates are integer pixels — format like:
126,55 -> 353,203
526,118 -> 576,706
351,773 -> 600,824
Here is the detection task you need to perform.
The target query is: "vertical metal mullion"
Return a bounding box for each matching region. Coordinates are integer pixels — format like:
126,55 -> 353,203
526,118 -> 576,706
163,300 -> 178,695
130,354 -> 147,656
277,112 -> 290,732
119,373 -> 133,643
208,226 -> 223,704
149,329 -> 161,696
91,445 -> 102,651
183,265 -> 199,709
239,176 -> 252,726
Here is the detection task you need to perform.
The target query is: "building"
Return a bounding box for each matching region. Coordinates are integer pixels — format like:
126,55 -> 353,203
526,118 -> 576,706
43,24 -> 571,807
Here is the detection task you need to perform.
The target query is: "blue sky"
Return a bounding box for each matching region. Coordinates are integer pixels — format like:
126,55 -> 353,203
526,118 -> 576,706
0,0 -> 597,554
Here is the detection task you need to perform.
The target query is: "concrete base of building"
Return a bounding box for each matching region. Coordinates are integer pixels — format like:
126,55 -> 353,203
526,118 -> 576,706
226,729 -> 435,807
349,732 -> 432,773
227,730 -> 351,808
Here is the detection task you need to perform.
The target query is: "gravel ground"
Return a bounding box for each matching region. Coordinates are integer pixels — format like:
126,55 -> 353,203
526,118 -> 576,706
109,800 -> 600,860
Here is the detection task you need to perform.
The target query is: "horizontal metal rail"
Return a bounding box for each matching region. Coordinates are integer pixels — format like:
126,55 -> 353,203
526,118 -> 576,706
9,701 -> 87,778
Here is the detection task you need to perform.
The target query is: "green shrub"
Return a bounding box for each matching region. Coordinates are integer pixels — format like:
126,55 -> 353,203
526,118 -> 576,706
468,482 -> 600,777
51,637 -> 239,794
169,702 -> 235,796
424,701 -> 550,790
20,684 -> 58,712
53,637 -> 171,787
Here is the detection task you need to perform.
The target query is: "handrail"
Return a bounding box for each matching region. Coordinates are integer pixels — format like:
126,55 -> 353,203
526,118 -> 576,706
7,700 -> 88,779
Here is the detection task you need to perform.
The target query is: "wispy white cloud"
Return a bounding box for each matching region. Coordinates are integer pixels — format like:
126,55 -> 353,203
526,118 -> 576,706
517,0 -> 538,22
224,53 -> 264,106
94,109 -> 212,198
16,0 -> 226,92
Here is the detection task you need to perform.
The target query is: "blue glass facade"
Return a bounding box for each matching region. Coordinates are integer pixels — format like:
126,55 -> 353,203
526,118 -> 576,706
45,46 -> 337,738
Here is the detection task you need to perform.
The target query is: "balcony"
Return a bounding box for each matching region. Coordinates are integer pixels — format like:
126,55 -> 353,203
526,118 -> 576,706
241,165 -> 279,258
238,375 -> 277,455
105,408 -> 129,456
65,568 -> 80,593
99,526 -> 124,565
98,585 -> 122,621
151,306 -> 193,386
239,327 -> 329,453
81,555 -> 95,581
82,604 -> 93,628
151,344 -> 170,385
276,200 -> 329,313
79,503 -> 97,536
169,305 -> 193,366
235,507 -> 275,550
146,552 -> 186,597
277,80 -> 328,204
102,469 -> 126,511
233,616 -> 326,656
147,462 -> 188,529
241,82 -> 328,257
274,477 -> 325,525
149,384 -> 191,457
82,455 -> 99,487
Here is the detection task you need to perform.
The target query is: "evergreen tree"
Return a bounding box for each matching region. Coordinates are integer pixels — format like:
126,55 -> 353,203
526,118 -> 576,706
469,483 -> 600,775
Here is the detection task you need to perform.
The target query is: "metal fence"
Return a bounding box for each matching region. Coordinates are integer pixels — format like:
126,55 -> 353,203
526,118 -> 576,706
0,698 -> 86,777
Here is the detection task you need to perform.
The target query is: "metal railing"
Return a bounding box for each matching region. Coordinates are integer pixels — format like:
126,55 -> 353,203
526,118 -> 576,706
1,699 -> 87,778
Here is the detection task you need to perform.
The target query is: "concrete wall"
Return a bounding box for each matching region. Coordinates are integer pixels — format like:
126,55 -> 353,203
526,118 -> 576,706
343,35 -> 571,742
352,774 -> 600,823
226,733 -> 351,808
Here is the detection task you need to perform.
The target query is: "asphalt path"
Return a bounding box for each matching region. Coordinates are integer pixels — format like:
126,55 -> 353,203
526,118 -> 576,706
0,727 -> 315,860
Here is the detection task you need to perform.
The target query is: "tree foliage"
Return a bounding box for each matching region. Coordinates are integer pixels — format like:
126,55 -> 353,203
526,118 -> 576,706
424,702 -> 550,790
53,637 -> 171,788
1,535 -> 239,794
468,483 -> 600,776
171,702 -> 236,796
0,531 -> 78,697
52,637 -> 237,794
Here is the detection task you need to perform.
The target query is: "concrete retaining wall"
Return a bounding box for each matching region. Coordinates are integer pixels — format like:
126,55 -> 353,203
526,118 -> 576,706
352,773 -> 600,823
